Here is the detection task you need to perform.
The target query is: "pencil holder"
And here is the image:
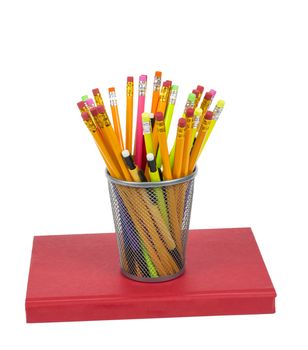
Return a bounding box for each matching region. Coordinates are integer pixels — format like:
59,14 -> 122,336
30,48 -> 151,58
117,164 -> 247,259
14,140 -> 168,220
107,169 -> 197,282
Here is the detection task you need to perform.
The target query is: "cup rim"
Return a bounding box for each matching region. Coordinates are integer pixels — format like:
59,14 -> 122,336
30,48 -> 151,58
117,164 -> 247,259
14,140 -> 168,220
106,167 -> 198,188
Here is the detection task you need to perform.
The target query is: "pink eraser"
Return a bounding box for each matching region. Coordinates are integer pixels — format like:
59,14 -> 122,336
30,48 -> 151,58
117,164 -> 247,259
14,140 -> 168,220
96,105 -> 105,114
205,111 -> 213,120
197,85 -> 204,93
166,80 -> 172,87
205,92 -> 212,100
77,101 -> 85,110
178,118 -> 186,128
192,89 -> 199,96
155,112 -> 164,121
209,89 -> 216,98
186,108 -> 194,117
86,98 -> 95,106
127,76 -> 134,82
81,112 -> 90,121
90,107 -> 98,116
92,88 -> 100,95
139,75 -> 147,82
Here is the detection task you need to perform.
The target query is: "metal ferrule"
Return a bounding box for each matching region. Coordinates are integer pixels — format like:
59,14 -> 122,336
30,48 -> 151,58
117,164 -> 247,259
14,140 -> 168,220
127,82 -> 134,97
142,120 -> 151,134
169,89 -> 178,105
183,99 -> 194,114
138,80 -> 147,96
192,115 -> 200,129
213,106 -> 224,121
153,77 -> 161,92
109,91 -> 117,106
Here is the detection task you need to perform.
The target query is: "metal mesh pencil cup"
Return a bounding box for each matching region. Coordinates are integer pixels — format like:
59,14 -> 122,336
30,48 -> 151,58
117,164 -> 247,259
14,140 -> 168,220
107,169 -> 197,282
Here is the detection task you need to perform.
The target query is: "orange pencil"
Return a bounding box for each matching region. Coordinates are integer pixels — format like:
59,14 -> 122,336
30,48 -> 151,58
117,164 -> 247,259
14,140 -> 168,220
181,108 -> 194,177
92,88 -> 106,108
108,87 -> 124,150
195,85 -> 204,107
151,80 -> 172,156
126,77 -> 134,153
172,118 -> 186,179
197,91 -> 213,132
155,112 -> 172,180
80,111 -> 122,179
94,105 -> 132,181
151,71 -> 162,113
188,111 -> 213,174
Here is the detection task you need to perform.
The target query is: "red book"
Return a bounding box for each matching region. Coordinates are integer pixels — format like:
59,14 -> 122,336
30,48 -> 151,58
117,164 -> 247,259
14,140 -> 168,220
26,228 -> 276,322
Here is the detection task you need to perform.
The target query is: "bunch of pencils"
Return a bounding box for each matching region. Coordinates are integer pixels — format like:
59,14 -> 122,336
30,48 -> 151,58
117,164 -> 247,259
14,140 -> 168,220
76,71 -> 225,182
76,72 -> 225,280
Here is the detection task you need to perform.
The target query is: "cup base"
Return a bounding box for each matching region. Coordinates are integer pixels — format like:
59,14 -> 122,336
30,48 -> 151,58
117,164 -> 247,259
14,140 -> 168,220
121,268 -> 185,283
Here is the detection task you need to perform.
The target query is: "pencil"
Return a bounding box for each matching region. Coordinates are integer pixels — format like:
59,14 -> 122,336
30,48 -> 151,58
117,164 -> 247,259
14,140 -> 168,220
188,111 -> 213,174
172,118 -> 186,179
155,112 -> 172,180
80,112 -> 122,179
151,80 -> 172,156
151,71 -> 162,113
125,77 -> 134,154
134,75 -> 147,170
92,88 -> 106,108
200,100 -> 225,154
95,105 -> 132,181
156,85 -> 178,168
109,87 -> 124,150
181,107 -> 194,177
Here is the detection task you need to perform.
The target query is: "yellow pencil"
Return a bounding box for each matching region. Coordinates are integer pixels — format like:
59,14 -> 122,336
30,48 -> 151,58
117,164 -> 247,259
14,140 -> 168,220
108,87 -> 124,150
92,88 -> 106,108
200,100 -> 225,154
142,112 -> 154,154
181,108 -> 194,177
95,105 -> 132,181
155,112 -> 172,180
172,118 -> 186,179
151,71 -> 162,113
126,77 -> 134,153
188,111 -> 213,174
190,107 -> 203,148
80,111 -> 122,179
152,81 -> 172,156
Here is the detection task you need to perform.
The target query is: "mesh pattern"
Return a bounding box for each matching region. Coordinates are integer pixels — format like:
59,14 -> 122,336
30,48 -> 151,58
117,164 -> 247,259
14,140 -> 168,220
107,175 -> 195,282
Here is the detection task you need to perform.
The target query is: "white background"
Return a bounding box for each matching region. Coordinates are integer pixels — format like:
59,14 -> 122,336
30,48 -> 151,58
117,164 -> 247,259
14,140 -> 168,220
1,0 -> 307,349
